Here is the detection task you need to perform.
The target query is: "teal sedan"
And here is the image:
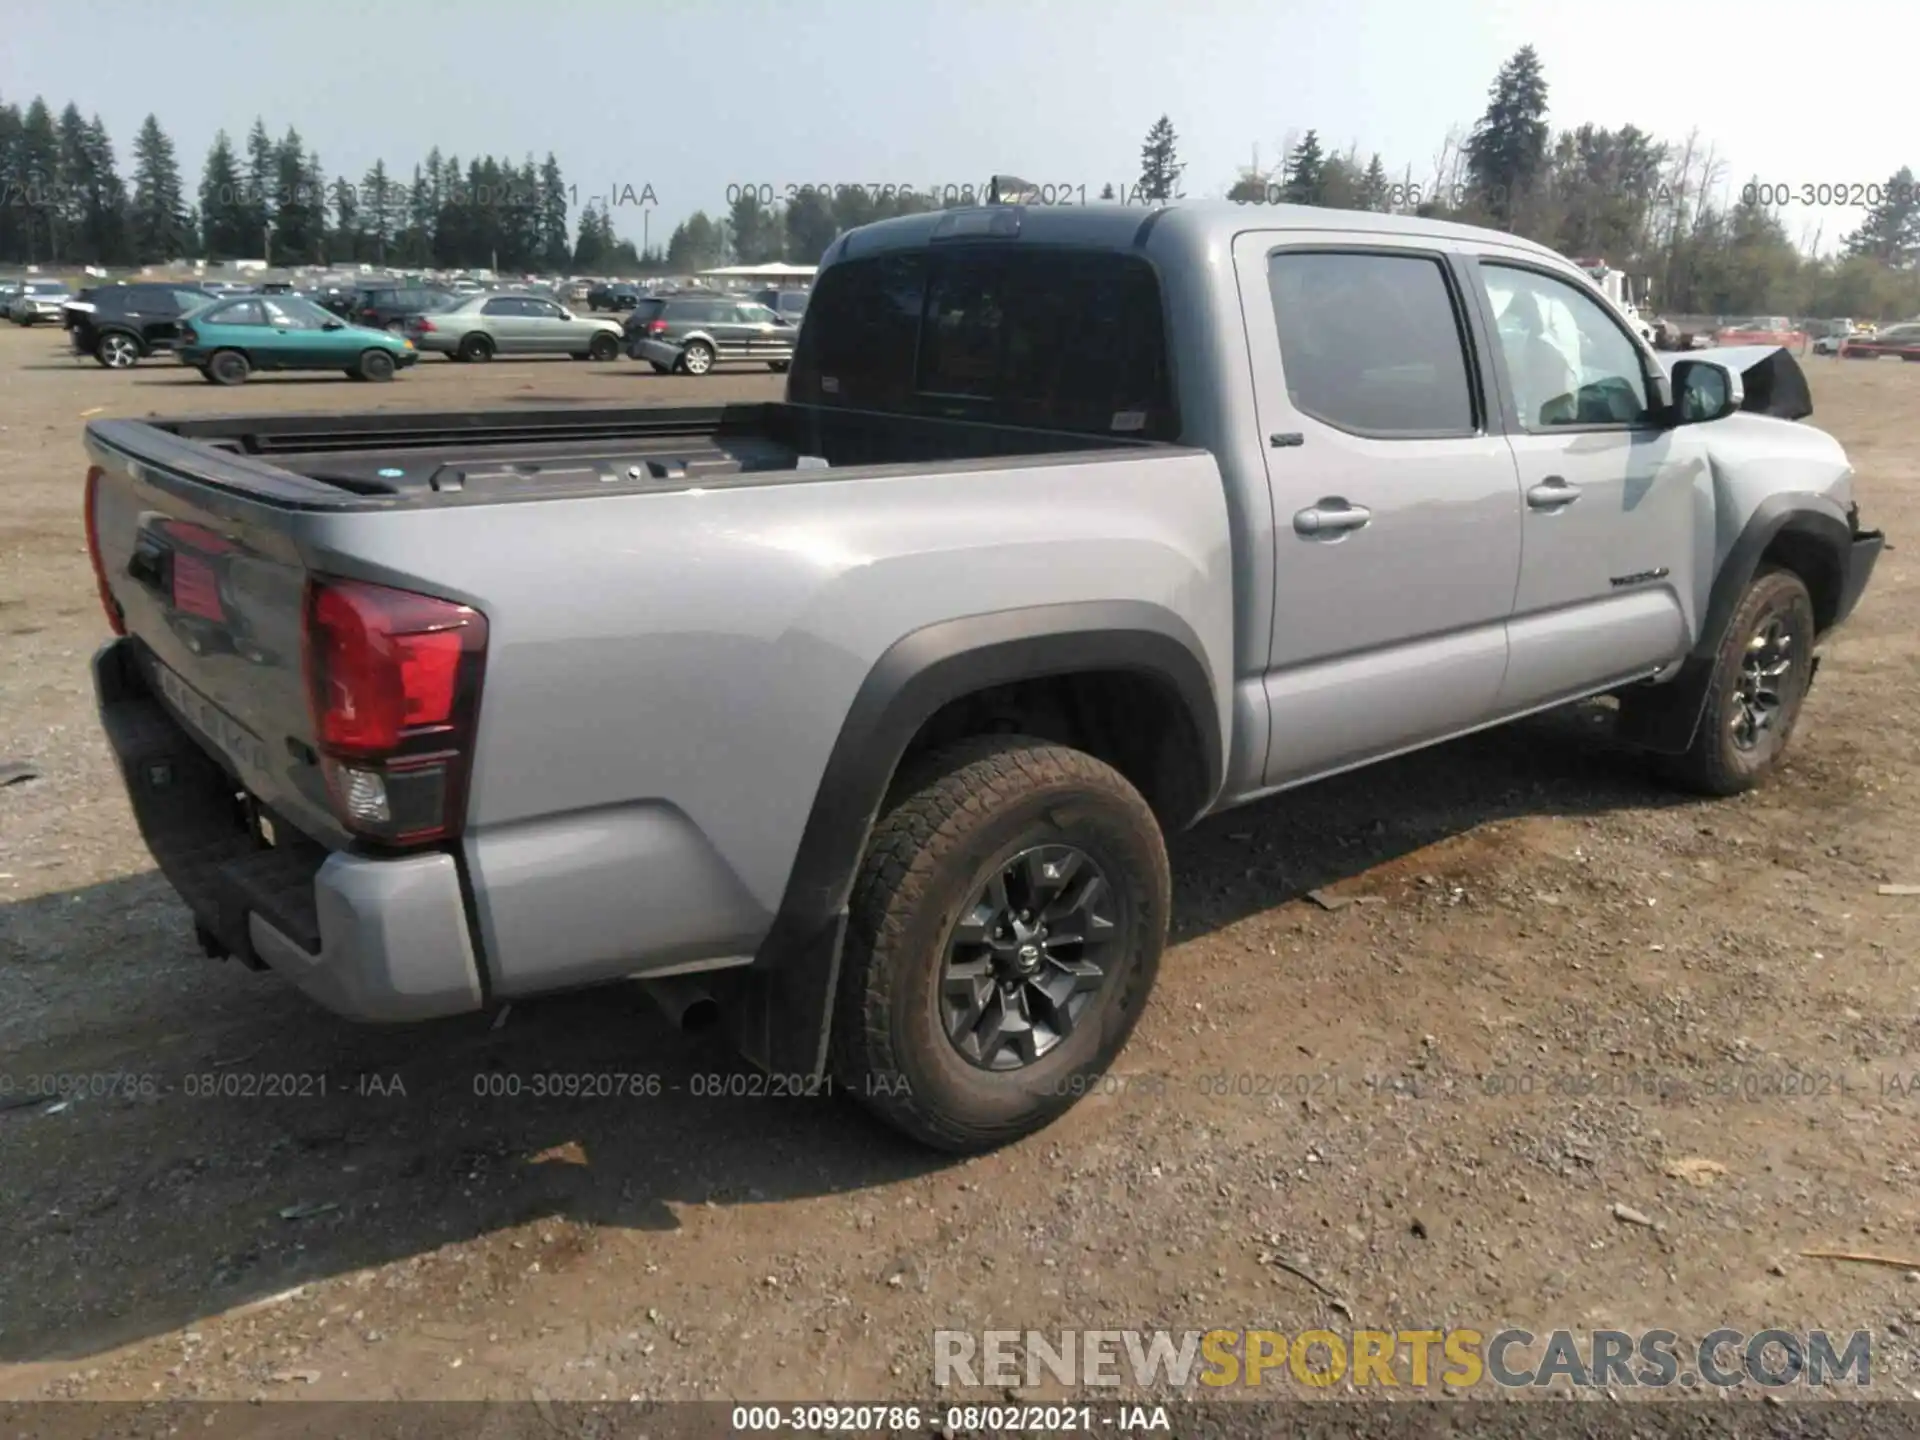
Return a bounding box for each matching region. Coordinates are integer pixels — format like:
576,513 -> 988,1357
176,294 -> 419,385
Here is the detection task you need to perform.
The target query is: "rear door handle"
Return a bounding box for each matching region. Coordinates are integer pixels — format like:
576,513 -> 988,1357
1293,501 -> 1373,536
1527,476 -> 1581,510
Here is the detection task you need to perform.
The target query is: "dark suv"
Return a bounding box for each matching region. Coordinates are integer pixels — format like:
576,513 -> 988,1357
623,293 -> 797,374
587,281 -> 642,311
347,284 -> 455,331
67,283 -> 220,368
753,287 -> 809,325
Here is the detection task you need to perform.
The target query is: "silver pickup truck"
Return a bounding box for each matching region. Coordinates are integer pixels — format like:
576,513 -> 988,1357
84,200 -> 1883,1151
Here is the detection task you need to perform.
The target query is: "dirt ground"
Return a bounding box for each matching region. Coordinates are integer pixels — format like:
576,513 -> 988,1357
0,319 -> 1917,1414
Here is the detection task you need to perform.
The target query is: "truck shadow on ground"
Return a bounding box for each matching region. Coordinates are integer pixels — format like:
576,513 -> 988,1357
0,701 -> 1693,1362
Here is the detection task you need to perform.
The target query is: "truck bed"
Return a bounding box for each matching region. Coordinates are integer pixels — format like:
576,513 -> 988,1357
90,402 -> 1164,508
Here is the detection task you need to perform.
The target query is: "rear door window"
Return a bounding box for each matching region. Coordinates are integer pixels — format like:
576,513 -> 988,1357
1265,251 -> 1477,436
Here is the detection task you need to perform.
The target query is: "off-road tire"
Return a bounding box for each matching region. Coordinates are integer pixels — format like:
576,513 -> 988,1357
1654,566 -> 1815,796
831,735 -> 1170,1152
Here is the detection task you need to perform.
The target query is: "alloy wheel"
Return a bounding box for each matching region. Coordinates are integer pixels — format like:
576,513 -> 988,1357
940,844 -> 1118,1071
1731,616 -> 1793,751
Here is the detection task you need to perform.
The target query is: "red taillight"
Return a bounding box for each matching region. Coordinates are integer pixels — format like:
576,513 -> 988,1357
302,577 -> 486,846
647,318 -> 668,335
83,465 -> 126,636
414,317 -> 435,333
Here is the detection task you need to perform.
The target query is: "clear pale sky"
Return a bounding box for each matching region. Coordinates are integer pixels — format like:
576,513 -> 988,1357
2,0 -> 1904,255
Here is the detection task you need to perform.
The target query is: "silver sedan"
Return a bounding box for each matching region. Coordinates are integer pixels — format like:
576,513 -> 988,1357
406,292 -> 625,362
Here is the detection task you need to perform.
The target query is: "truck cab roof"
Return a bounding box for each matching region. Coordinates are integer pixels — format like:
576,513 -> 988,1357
830,198 -> 1572,269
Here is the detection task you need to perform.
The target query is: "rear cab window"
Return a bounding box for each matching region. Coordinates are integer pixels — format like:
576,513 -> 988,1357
789,245 -> 1176,439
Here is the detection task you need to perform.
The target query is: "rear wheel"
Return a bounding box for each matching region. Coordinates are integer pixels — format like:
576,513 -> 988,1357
831,736 -> 1170,1153
1653,567 -> 1815,796
357,348 -> 397,382
458,332 -> 493,362
207,349 -> 250,386
649,361 -> 670,375
95,331 -> 141,369
679,339 -> 715,376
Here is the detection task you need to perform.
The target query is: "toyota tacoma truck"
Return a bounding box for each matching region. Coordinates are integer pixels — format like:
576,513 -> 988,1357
83,200 -> 1884,1152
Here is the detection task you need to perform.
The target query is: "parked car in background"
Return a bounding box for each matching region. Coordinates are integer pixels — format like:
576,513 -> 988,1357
65,282 -> 220,368
175,294 -> 418,385
343,283 -> 456,331
624,294 -> 797,374
586,281 -> 642,311
1714,316 -> 1806,349
1813,322 -> 1849,356
311,284 -> 359,316
1839,322 -> 1920,360
407,292 -> 625,361
753,287 -> 810,325
10,279 -> 74,325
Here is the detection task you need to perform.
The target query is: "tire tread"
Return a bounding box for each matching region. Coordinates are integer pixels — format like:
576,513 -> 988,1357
831,735 -> 1167,1152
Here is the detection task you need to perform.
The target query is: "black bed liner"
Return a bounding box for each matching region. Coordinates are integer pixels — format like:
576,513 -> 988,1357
90,402 -> 1170,508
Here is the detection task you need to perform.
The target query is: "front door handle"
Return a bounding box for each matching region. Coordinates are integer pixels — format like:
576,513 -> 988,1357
1293,500 -> 1373,536
1527,476 -> 1581,510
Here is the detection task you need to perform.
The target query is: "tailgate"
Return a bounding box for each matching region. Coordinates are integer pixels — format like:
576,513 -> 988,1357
86,439 -> 345,850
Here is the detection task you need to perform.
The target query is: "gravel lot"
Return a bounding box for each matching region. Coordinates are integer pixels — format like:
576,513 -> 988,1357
1,321 -> 1916,1412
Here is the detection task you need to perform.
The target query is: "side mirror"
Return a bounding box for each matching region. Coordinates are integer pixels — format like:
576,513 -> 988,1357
1669,358 -> 1743,425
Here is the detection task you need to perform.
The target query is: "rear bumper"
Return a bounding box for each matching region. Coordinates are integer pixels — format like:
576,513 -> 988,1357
631,337 -> 682,366
93,639 -> 484,1023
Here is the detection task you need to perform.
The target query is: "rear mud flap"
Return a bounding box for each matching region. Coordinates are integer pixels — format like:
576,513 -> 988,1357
725,912 -> 848,1081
